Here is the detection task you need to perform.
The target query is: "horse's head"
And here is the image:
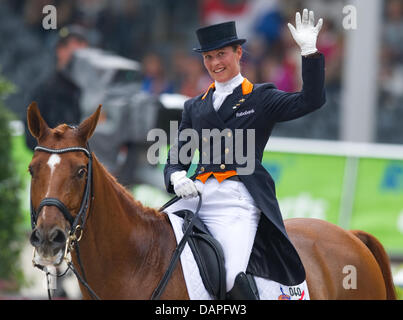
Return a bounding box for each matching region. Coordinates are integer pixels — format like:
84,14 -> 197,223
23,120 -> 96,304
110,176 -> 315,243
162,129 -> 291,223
27,102 -> 101,267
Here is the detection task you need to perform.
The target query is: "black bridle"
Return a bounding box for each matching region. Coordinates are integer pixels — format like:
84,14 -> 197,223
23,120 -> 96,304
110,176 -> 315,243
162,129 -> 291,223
30,144 -> 99,300
30,145 -> 92,233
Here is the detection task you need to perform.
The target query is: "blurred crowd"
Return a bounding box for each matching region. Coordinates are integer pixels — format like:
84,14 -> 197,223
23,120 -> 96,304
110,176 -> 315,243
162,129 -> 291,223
0,0 -> 402,142
378,0 -> 403,142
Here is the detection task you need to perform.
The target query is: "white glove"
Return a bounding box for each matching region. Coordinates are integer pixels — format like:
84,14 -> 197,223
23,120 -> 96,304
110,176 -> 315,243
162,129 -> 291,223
170,170 -> 198,199
287,9 -> 323,56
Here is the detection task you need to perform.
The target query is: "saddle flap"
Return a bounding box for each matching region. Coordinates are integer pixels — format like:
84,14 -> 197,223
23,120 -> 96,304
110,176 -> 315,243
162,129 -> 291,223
173,209 -> 227,300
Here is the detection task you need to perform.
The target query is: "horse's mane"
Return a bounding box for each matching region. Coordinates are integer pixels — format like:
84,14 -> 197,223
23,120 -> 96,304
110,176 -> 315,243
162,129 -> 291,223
92,153 -> 167,222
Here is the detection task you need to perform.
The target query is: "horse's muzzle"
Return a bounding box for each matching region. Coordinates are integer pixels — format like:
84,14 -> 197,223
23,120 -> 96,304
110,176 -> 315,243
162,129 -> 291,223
30,226 -> 68,265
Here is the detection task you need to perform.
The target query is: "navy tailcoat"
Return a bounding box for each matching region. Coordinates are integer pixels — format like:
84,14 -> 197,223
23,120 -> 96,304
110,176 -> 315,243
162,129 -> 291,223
164,53 -> 326,285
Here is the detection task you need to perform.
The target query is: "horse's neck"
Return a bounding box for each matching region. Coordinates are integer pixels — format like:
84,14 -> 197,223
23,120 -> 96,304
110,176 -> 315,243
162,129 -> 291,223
77,157 -> 176,298
89,156 -> 172,252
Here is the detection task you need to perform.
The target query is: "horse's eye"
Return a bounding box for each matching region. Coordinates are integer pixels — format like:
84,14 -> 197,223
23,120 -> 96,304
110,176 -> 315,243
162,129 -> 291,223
77,168 -> 87,178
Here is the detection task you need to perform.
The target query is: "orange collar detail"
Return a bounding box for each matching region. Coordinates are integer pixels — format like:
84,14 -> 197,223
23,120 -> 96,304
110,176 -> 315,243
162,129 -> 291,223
201,82 -> 215,100
241,78 -> 253,95
201,78 -> 253,100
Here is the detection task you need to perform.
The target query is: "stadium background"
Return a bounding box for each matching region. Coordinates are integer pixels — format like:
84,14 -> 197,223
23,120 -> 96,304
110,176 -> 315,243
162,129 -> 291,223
0,0 -> 402,299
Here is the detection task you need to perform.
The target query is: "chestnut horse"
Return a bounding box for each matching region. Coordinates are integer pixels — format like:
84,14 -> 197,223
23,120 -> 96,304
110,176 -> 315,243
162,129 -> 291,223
27,102 -> 396,300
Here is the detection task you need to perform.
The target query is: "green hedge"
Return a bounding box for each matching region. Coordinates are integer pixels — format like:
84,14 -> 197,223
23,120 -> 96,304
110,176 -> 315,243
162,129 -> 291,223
0,73 -> 24,286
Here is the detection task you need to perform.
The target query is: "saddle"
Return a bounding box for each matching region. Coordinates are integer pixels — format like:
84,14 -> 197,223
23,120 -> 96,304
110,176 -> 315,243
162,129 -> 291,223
173,209 -> 227,300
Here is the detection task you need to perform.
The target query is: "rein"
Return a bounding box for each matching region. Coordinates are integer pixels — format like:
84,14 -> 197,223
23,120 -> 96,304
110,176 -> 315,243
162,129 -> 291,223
30,144 -> 99,300
151,192 -> 202,300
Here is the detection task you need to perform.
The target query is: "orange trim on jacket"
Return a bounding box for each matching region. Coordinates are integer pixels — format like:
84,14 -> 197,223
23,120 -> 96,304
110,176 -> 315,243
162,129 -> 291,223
201,82 -> 215,100
201,78 -> 253,100
196,170 -> 238,183
241,78 -> 253,95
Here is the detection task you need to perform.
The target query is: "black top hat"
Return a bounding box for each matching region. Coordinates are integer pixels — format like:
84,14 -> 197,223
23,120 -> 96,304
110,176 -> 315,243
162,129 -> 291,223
193,21 -> 246,53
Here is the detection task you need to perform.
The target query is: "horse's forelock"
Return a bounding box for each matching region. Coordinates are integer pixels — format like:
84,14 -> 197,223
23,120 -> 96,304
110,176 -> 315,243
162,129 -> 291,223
53,124 -> 72,137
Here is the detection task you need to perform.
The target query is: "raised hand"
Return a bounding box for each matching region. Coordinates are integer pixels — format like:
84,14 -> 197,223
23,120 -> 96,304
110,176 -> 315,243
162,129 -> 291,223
288,9 -> 323,56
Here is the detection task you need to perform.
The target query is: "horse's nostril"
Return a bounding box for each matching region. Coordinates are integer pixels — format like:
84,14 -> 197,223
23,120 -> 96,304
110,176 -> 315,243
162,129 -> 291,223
49,228 -> 67,245
30,228 -> 43,247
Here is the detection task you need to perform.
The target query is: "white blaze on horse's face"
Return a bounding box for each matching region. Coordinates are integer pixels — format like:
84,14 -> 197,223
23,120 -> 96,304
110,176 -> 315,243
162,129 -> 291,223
47,154 -> 61,175
44,154 -> 61,204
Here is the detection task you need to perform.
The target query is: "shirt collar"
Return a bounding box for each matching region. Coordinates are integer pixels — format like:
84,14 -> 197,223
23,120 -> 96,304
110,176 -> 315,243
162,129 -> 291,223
214,73 -> 244,94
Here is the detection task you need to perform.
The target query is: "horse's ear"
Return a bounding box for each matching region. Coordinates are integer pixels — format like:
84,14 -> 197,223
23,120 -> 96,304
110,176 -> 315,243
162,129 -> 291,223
27,102 -> 50,140
77,105 -> 102,142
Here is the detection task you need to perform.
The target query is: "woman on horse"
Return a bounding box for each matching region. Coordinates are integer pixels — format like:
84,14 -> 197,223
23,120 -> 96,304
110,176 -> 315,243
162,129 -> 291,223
164,9 -> 325,299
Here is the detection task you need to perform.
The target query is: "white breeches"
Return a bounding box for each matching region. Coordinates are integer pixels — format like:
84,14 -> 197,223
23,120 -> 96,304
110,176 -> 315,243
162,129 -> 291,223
164,178 -> 261,291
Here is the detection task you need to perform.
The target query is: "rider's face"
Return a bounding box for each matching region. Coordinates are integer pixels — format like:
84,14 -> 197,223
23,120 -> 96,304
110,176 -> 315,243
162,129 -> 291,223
202,45 -> 242,83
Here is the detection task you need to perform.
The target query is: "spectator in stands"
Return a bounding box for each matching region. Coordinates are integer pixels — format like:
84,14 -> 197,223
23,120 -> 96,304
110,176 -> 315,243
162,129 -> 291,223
379,0 -> 403,101
141,52 -> 174,95
24,25 -> 88,150
377,0 -> 403,113
239,37 -> 266,84
177,54 -> 211,97
383,0 -> 403,64
260,50 -> 298,92
316,19 -> 343,88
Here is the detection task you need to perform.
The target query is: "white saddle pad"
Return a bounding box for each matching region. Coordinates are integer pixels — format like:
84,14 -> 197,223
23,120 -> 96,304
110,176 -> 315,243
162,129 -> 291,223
167,212 -> 310,300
